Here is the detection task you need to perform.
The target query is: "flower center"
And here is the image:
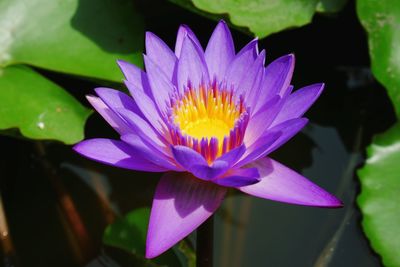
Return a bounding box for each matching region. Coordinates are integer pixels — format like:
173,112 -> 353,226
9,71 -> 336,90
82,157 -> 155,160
168,83 -> 248,162
172,85 -> 241,144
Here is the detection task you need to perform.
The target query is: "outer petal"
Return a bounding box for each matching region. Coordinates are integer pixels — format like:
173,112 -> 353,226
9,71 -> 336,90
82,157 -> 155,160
73,139 -> 167,172
146,172 -> 226,258
125,80 -> 168,134
144,55 -> 176,114
205,20 -> 235,81
121,134 -> 180,171
225,39 -> 258,89
86,95 -> 131,135
271,83 -> 324,127
175,25 -> 202,57
177,36 -> 210,94
244,95 -> 281,146
145,32 -> 177,79
212,167 -> 260,187
241,50 -> 266,108
239,158 -> 343,207
95,87 -> 142,117
117,108 -> 169,148
254,54 -> 294,113
239,118 -> 308,167
117,60 -> 151,96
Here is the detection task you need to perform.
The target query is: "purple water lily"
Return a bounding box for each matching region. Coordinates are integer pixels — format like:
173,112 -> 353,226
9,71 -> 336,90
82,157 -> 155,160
74,20 -> 342,258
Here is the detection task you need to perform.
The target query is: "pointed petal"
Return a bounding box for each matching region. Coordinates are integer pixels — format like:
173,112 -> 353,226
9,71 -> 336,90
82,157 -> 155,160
117,108 -> 168,148
175,25 -> 202,57
236,50 -> 265,99
95,87 -> 142,116
86,95 -> 131,135
146,172 -> 226,258
236,131 -> 282,167
121,134 -> 179,170
225,39 -> 258,89
146,32 -> 177,79
244,95 -> 281,146
73,139 -> 167,172
205,20 -> 235,80
117,60 -> 153,98
255,54 -> 295,113
177,36 -> 210,94
125,80 -> 167,134
239,158 -> 343,207
271,83 -> 324,127
144,55 -> 176,114
239,118 -> 308,167
212,167 -> 260,187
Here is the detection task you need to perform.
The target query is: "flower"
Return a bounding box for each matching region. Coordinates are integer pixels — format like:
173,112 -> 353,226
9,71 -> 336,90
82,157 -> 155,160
73,20 -> 342,258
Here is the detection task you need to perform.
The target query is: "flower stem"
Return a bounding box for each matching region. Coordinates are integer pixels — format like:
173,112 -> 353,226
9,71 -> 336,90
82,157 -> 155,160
196,215 -> 214,267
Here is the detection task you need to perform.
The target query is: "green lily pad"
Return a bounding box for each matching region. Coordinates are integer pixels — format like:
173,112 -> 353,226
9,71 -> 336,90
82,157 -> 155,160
358,123 -> 400,267
170,0 -> 319,38
0,0 -> 143,82
103,207 -> 185,267
357,0 -> 400,117
0,65 -> 91,144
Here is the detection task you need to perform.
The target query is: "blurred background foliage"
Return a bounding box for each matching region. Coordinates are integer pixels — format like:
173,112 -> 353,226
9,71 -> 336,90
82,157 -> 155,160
0,0 -> 399,266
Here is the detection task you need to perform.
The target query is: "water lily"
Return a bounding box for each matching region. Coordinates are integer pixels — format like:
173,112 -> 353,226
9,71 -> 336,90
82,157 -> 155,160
73,20 -> 342,258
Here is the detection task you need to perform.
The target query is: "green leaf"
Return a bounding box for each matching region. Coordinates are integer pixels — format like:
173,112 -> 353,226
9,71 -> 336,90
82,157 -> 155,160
0,0 -> 143,82
316,0 -> 348,13
0,65 -> 91,144
357,123 -> 400,267
171,0 -> 319,38
357,0 -> 400,117
103,208 -> 149,256
103,208 -> 185,267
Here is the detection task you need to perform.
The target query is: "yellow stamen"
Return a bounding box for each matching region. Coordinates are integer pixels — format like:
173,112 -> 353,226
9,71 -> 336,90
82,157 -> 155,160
172,85 -> 241,148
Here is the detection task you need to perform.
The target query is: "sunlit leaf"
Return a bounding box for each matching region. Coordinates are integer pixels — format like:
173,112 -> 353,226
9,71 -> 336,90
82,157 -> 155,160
0,65 -> 91,144
0,0 -> 143,82
357,123 -> 400,267
357,0 -> 400,117
170,0 -> 319,38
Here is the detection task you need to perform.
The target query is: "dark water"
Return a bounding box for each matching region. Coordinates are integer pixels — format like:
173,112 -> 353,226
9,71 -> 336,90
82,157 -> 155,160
0,0 -> 395,266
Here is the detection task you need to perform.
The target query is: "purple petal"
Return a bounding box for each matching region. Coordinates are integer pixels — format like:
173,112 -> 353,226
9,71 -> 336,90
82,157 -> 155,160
121,134 -> 180,171
116,60 -> 149,94
73,138 -> 167,172
254,54 -> 295,113
236,131 -> 282,167
146,32 -> 177,79
241,50 -> 266,107
271,83 -> 324,127
243,95 -> 282,145
146,172 -> 226,258
171,145 -> 244,180
144,55 -> 176,114
171,146 -> 218,180
175,25 -> 203,57
225,39 -> 258,89
212,167 -> 260,187
86,95 -> 131,135
95,87 -> 142,116
116,108 -> 169,148
205,20 -> 235,81
240,118 -> 308,167
260,118 -> 309,155
177,36 -> 210,94
239,158 -> 343,207
125,80 -> 168,134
